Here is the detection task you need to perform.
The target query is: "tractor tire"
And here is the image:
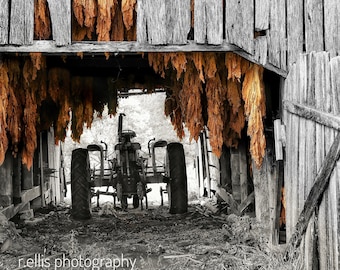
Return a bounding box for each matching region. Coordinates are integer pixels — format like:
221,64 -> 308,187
71,148 -> 92,220
167,143 -> 188,214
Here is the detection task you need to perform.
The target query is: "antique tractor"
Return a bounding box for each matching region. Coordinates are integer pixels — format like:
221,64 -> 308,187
70,113 -> 188,219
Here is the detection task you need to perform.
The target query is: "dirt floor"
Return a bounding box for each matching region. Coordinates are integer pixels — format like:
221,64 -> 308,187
0,202 -> 298,270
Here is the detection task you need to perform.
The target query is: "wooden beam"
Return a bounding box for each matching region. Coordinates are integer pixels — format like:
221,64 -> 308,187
283,100 -> 340,131
284,132 -> 340,260
0,40 -> 240,53
0,186 -> 41,219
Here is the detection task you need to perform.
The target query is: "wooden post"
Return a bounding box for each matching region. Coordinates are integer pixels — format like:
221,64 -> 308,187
0,151 -> 13,207
220,145 -> 232,191
202,130 -> 211,197
12,156 -> 22,204
22,164 -> 34,190
197,134 -> 205,197
252,151 -> 269,223
230,148 -> 241,203
39,133 -> 46,207
239,141 -> 248,203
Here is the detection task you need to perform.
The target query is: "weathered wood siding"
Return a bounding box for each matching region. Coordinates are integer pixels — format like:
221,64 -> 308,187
47,0 -> 71,46
283,52 -> 340,269
9,0 -> 34,45
0,1 -> 339,74
0,0 -> 9,45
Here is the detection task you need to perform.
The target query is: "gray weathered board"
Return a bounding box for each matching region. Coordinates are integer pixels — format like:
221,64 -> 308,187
283,52 -> 340,269
9,0 -> 34,45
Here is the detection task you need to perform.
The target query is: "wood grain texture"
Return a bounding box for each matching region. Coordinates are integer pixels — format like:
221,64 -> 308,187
195,0 -> 223,45
166,0 -> 191,44
287,0 -> 303,67
255,0 -> 269,31
305,0 -> 324,53
0,0 -> 9,44
324,0 -> 340,56
9,0 -> 34,45
47,0 -> 71,46
267,0 -> 286,70
225,0 -> 254,54
137,0 -> 190,45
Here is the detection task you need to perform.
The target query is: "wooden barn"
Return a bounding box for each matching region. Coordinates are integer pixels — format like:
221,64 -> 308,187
0,0 -> 339,268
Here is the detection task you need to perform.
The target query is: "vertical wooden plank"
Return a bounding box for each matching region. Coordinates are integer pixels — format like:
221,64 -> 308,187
267,140 -> 279,245
297,54 -> 307,216
330,59 -> 340,269
304,0 -> 324,53
9,0 -> 34,45
195,0 -> 223,45
22,165 -> 34,190
268,0 -> 286,70
239,141 -> 248,203
255,0 -> 269,31
287,0 -> 303,67
283,65 -> 293,240
220,146 -> 232,191
0,151 -> 13,207
324,0 -> 340,56
47,0 -> 71,46
144,0 -> 166,45
12,155 -> 22,204
252,156 -> 269,223
254,36 -> 268,66
193,0 -> 206,44
136,0 -> 147,43
0,0 -> 9,44
304,53 -> 317,270
230,149 -> 240,203
314,52 -> 328,270
166,0 -> 191,44
225,0 -> 254,53
196,136 -> 205,197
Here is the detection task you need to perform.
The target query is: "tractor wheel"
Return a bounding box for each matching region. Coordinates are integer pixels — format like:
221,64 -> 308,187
71,148 -> 92,220
133,195 -> 139,209
167,143 -> 188,214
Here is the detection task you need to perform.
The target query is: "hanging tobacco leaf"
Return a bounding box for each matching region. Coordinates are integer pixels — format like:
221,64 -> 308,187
242,64 -> 266,168
34,0 -> 51,40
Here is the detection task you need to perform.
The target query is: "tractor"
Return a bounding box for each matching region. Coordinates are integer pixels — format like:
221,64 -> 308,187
70,113 -> 188,219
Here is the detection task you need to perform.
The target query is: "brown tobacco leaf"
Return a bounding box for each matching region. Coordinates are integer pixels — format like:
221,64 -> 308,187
97,0 -> 118,41
204,53 -> 217,79
180,62 -> 204,141
170,53 -> 187,80
21,93 -> 38,169
227,79 -> 242,114
34,0 -> 51,40
191,52 -> 205,83
225,52 -> 242,82
122,0 -> 136,30
111,2 -> 125,41
206,74 -> 227,157
73,0 -> 97,40
0,62 -> 9,165
242,64 -> 266,168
